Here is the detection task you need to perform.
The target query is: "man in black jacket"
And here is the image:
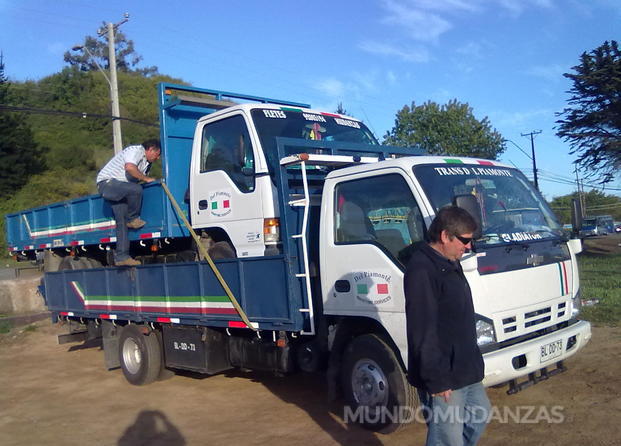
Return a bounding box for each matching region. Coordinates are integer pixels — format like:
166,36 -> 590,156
404,206 -> 490,446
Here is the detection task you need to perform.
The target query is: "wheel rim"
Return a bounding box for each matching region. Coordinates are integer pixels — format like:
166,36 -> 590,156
122,337 -> 142,375
351,358 -> 389,407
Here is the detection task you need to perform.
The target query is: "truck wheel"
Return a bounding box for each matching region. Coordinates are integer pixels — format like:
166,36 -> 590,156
58,256 -> 91,270
119,325 -> 162,386
341,334 -> 418,434
208,241 -> 236,259
43,250 -> 63,272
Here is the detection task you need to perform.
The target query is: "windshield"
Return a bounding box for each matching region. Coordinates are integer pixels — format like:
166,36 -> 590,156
251,108 -> 378,166
414,163 -> 563,245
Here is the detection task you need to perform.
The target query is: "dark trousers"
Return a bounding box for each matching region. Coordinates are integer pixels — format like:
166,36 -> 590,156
97,179 -> 143,261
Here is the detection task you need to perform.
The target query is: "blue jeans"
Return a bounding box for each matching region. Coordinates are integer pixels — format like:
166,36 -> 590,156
418,382 -> 491,446
98,179 -> 143,261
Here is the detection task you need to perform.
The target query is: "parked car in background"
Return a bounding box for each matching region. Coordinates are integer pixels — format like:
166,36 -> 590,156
579,216 -> 613,237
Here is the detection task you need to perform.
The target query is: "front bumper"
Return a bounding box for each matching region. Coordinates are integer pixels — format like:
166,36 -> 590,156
482,320 -> 591,388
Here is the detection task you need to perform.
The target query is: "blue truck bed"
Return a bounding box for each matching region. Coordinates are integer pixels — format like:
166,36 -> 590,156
5,182 -> 185,253
44,256 -> 305,331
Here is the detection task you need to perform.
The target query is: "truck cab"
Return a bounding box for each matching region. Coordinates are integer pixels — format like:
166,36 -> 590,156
318,156 -> 590,391
188,103 -> 379,257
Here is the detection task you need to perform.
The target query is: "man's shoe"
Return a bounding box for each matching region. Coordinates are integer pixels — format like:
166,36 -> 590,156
116,257 -> 141,266
127,218 -> 146,229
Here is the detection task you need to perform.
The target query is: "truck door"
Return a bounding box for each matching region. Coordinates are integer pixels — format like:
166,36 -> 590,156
320,170 -> 429,355
190,112 -> 265,257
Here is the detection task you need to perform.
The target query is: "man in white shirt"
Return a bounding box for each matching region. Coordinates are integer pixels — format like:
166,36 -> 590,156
96,139 -> 161,266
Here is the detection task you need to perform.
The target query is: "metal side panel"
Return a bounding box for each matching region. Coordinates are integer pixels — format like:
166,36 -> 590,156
44,257 -> 304,331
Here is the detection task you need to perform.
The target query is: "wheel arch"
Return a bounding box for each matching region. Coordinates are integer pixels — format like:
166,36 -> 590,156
325,316 -> 407,400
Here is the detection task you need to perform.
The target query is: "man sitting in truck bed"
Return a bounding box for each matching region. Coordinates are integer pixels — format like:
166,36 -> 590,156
96,139 -> 161,266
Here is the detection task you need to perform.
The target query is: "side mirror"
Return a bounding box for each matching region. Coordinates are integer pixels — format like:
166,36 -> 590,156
453,194 -> 483,239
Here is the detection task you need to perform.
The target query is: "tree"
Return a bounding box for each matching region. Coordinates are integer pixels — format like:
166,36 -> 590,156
0,54 -> 46,199
64,25 -> 158,76
335,102 -> 348,116
556,40 -> 621,183
383,99 -> 506,159
549,190 -> 621,224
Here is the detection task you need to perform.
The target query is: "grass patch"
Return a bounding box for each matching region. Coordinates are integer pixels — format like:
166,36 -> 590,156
578,253 -> 621,325
22,324 -> 38,333
0,320 -> 11,334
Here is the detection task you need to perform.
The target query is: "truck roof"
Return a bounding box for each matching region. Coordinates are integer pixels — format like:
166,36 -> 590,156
196,102 -> 364,124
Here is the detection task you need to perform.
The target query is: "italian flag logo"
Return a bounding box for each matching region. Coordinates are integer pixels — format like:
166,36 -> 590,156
354,271 -> 392,305
211,199 -> 230,210
357,283 -> 389,295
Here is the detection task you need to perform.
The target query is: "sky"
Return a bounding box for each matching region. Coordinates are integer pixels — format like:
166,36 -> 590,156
1,0 -> 620,200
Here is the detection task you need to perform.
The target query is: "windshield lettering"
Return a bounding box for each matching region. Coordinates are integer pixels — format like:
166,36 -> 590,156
433,166 -> 513,177
334,118 -> 361,128
302,113 -> 326,123
500,232 -> 544,243
262,110 -> 286,119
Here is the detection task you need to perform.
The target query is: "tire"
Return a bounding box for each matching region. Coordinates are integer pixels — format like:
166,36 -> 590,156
43,250 -> 63,272
85,257 -> 103,268
208,241 -> 236,259
58,256 -> 91,271
341,334 -> 418,434
119,325 -> 162,386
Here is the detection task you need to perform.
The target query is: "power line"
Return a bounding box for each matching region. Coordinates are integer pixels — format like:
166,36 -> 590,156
0,104 -> 158,127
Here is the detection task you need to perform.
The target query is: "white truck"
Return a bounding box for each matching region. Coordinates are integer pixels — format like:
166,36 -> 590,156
8,83 -> 592,433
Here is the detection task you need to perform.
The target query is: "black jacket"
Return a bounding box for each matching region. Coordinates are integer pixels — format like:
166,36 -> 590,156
404,242 -> 484,394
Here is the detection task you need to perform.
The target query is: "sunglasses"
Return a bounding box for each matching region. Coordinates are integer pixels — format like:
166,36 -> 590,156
454,235 -> 473,245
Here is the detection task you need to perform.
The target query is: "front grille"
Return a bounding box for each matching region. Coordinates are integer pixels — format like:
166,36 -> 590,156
502,302 -> 567,334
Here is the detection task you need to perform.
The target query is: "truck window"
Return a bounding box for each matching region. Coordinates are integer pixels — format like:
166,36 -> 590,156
200,115 -> 255,193
334,174 -> 425,266
414,164 -> 563,245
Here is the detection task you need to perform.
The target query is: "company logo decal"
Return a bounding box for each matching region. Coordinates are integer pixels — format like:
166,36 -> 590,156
209,190 -> 232,217
353,271 -> 392,305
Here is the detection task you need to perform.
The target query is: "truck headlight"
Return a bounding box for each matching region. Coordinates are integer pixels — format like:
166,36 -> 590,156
571,289 -> 582,317
475,315 -> 496,346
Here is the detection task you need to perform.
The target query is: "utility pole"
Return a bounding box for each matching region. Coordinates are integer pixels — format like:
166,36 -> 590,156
98,14 -> 129,154
521,130 -> 542,191
103,22 -> 122,154
574,165 -> 586,218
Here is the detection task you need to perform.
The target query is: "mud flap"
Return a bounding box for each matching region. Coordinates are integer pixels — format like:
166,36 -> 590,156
102,320 -> 121,370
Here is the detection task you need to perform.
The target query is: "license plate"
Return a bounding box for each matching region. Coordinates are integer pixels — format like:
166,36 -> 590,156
540,339 -> 563,363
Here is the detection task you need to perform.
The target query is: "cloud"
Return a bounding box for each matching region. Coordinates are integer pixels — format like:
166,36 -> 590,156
314,78 -> 346,98
525,64 -> 567,82
380,0 -> 459,42
386,70 -> 398,85
371,0 -> 557,44
358,41 -> 430,62
498,0 -> 554,16
492,108 -> 553,129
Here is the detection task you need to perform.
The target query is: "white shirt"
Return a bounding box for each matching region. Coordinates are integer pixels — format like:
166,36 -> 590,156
96,145 -> 150,183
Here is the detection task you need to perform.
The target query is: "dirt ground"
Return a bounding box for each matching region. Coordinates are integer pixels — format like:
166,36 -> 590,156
0,235 -> 619,446
0,321 -> 618,446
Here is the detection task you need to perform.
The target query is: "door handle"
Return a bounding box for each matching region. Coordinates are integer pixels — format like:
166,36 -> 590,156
335,280 -> 351,293
198,200 -> 208,210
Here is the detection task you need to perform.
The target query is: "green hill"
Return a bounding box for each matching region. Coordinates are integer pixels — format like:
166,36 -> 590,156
1,67 -> 186,254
